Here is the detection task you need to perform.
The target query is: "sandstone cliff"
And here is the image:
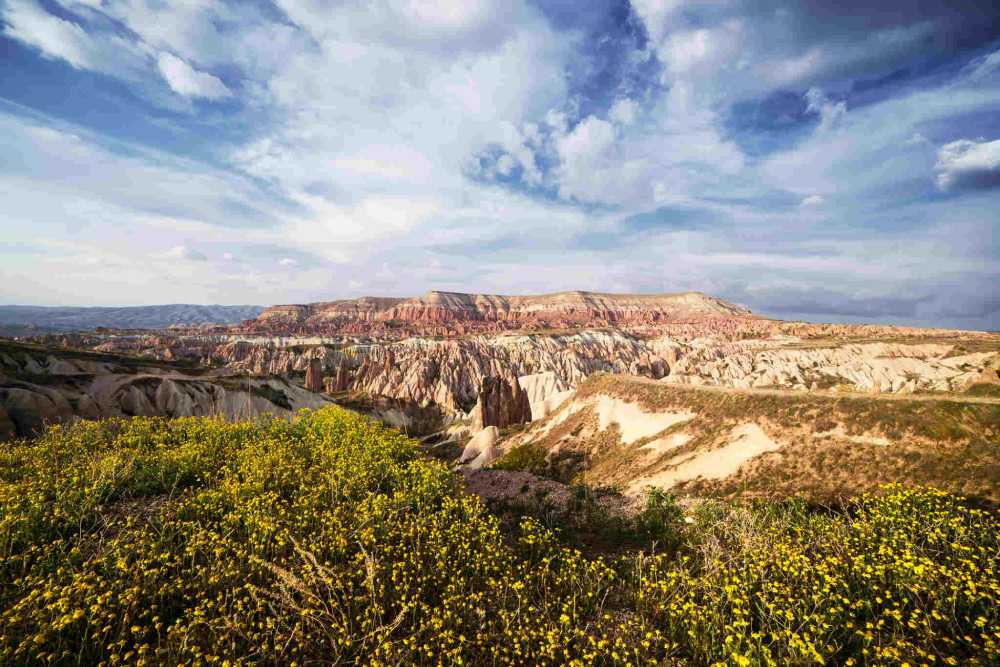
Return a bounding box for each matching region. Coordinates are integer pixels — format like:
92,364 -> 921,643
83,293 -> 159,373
348,330 -> 670,412
470,376 -> 532,430
255,290 -> 754,331
663,339 -> 997,393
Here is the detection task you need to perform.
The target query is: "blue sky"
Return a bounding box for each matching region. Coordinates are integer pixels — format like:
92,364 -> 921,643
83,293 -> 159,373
0,0 -> 998,329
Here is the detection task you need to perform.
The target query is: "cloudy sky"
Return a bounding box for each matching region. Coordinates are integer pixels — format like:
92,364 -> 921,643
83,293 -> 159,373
1,0 -> 998,328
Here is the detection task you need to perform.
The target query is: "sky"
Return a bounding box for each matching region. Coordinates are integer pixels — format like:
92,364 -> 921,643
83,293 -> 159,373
0,0 -> 998,329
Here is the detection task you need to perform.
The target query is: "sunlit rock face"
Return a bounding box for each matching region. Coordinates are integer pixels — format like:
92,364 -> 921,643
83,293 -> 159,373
470,376 -> 531,431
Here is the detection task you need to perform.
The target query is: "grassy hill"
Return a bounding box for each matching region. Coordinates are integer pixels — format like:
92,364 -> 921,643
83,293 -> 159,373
498,374 -> 1000,504
1,408 -> 997,665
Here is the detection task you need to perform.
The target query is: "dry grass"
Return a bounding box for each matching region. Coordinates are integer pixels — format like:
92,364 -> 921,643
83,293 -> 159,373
505,374 -> 1000,503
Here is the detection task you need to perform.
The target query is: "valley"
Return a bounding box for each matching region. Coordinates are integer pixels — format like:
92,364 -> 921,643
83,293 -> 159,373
5,289 -> 999,505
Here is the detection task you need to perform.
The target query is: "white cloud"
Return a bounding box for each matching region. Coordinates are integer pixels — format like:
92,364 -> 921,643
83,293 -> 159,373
3,0 -> 145,78
804,87 -> 847,133
964,48 -> 1000,81
554,116 -> 618,200
157,52 -> 232,100
761,85 -> 1000,196
628,0 -> 685,46
935,139 -> 1000,191
608,98 -> 638,126
278,258 -> 297,267
800,195 -> 825,207
163,245 -> 208,261
495,154 -> 516,176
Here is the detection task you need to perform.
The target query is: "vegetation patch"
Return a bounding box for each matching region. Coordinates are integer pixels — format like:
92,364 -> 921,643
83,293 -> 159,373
966,382 -> 1000,398
1,410 -> 997,665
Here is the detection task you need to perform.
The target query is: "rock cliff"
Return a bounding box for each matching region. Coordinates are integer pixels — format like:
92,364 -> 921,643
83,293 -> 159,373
348,330 -> 670,412
664,339 -> 997,393
470,376 -> 532,430
255,290 -> 754,332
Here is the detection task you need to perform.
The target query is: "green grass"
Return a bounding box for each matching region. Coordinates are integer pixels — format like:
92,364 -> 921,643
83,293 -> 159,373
966,382 -> 1000,398
1,409 -> 998,665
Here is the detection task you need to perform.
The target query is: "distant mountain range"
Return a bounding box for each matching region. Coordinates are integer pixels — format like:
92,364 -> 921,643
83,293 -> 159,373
0,304 -> 264,332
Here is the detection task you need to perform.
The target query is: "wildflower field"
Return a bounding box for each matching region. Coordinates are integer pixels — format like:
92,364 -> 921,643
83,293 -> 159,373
1,407 -> 997,666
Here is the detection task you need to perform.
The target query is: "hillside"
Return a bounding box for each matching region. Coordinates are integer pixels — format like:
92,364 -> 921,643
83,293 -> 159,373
1,408 -> 997,665
0,340 -> 329,440
255,290 -> 754,328
493,374 -> 1000,503
0,304 -> 264,331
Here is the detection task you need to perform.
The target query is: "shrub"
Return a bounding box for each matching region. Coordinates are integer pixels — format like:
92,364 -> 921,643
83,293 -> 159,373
1,410 -> 997,665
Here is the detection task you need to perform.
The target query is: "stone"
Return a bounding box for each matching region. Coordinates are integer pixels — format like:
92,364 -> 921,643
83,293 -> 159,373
332,358 -> 351,392
305,358 -> 324,392
471,375 -> 532,431
461,426 -> 500,469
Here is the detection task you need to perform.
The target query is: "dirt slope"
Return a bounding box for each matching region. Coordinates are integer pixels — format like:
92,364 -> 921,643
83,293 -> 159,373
495,374 -> 1000,503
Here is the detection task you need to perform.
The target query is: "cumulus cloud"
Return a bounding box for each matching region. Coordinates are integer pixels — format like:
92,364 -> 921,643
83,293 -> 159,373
935,139 -> 1000,191
156,53 -> 232,100
608,98 -> 638,126
2,0 -> 1000,327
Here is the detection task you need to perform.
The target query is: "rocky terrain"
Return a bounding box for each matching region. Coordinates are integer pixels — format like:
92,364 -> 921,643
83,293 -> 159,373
663,338 -> 999,393
259,290 -> 750,324
0,340 -> 330,441
479,374 -> 1000,503
8,291 -> 1000,460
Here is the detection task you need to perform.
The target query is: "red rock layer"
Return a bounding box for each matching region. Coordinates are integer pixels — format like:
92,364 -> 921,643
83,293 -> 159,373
253,290 -> 755,335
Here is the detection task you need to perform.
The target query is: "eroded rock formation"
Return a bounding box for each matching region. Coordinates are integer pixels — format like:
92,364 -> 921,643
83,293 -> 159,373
0,342 -> 331,440
305,358 -> 323,392
471,376 -> 531,430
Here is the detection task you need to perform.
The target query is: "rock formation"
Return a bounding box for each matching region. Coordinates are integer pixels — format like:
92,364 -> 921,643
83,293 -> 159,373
305,358 -> 323,392
663,340 -> 997,393
471,376 -> 532,431
332,358 -> 352,392
460,426 -> 500,469
493,374 -> 1000,503
348,331 -> 669,412
253,290 -> 755,334
518,372 -> 574,420
0,341 -> 332,441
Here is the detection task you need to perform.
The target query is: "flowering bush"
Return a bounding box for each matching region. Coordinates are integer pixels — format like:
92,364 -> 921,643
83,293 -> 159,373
1,408 -> 997,665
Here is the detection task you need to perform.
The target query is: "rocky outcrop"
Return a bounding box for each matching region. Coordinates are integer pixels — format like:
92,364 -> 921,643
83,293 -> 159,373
471,376 -> 531,431
518,372 -> 573,420
305,358 -> 323,392
663,340 -> 999,393
331,358 -> 352,392
349,330 -> 671,412
460,426 -> 500,469
0,341 -> 332,441
256,290 -> 755,331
